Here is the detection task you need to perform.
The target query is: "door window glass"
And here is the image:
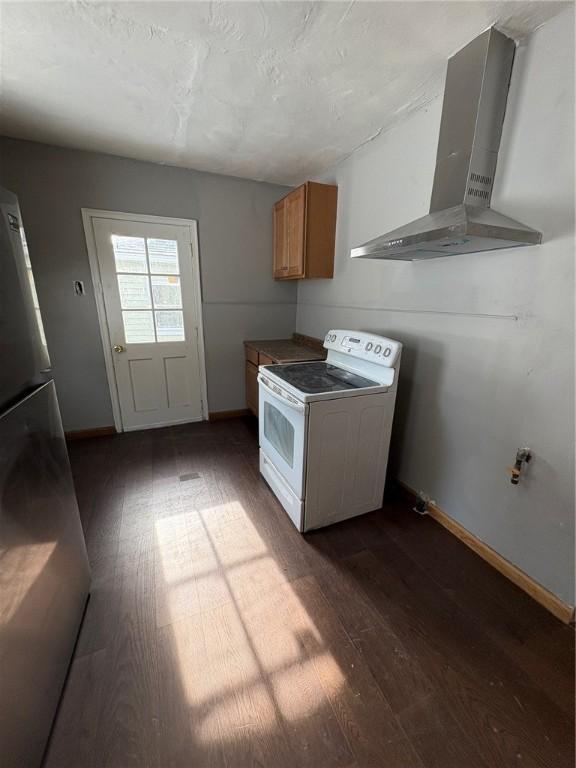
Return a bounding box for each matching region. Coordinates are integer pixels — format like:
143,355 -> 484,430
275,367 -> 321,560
148,238 -> 179,274
117,274 -> 152,309
112,236 -> 147,273
155,310 -> 185,342
263,402 -> 295,467
122,311 -> 156,343
112,235 -> 185,343
151,275 -> 182,309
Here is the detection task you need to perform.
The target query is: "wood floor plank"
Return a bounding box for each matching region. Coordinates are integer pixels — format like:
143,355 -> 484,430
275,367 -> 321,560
81,473 -> 125,563
312,555 -> 491,768
156,611 -> 226,768
232,580 -> 354,768
199,598 -> 296,768
342,544 -> 574,768
74,575 -> 121,659
290,575 -> 425,768
395,692 -> 492,768
94,543 -> 160,768
311,553 -> 437,714
370,503 -> 575,715
43,649 -> 108,768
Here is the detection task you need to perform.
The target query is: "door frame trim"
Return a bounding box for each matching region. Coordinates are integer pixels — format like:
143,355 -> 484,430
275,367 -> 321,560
81,208 -> 209,432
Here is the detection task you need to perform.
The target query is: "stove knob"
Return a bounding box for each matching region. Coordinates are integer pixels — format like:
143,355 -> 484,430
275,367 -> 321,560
374,344 -> 382,354
365,342 -> 373,351
383,347 -> 392,357
331,334 -> 337,342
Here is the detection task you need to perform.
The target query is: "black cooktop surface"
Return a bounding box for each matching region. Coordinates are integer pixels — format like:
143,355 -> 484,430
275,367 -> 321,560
264,362 -> 379,394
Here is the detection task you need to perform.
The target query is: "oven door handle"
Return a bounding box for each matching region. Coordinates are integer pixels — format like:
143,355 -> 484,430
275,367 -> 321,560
258,374 -> 306,413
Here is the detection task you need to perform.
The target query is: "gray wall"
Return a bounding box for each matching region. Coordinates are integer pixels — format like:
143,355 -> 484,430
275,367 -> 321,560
0,139 -> 294,429
297,9 -> 575,604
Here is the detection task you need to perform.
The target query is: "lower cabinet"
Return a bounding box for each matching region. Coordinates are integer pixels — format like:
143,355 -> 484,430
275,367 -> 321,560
245,360 -> 259,416
245,349 -> 275,417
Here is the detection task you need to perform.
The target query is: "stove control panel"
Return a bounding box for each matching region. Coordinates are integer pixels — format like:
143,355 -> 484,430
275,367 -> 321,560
324,329 -> 401,367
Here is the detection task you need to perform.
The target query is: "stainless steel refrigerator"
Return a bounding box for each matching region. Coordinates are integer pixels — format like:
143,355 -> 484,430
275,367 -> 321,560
0,186 -> 91,768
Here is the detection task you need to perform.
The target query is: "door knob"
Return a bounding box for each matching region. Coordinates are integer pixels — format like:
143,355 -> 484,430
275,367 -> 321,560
113,344 -> 125,353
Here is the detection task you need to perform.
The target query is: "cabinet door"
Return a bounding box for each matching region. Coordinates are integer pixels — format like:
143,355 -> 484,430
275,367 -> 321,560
245,360 -> 259,416
286,185 -> 306,278
273,200 -> 288,278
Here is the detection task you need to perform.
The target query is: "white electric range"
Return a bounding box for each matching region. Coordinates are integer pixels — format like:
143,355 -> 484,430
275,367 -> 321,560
258,329 -> 402,532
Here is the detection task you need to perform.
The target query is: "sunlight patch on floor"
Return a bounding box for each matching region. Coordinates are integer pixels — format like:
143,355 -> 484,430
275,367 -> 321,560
155,498 -> 344,740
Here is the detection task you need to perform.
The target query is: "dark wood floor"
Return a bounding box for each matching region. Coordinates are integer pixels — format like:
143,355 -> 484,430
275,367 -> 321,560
43,418 -> 574,768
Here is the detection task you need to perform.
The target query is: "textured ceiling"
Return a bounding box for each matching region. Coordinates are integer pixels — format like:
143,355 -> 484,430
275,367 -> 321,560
0,1 -> 568,184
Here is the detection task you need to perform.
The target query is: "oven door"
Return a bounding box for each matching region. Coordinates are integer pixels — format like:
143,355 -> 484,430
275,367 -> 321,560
258,373 -> 307,498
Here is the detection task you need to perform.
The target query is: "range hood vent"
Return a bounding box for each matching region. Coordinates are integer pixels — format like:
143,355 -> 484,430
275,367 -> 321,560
351,27 -> 542,261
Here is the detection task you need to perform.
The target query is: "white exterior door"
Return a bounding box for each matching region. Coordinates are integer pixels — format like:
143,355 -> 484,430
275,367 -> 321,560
90,215 -> 206,431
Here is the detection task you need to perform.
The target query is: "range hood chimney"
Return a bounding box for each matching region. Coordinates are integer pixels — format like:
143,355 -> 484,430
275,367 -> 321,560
351,27 -> 542,261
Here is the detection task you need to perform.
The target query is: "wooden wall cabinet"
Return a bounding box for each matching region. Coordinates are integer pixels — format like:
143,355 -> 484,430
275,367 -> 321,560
273,181 -> 337,280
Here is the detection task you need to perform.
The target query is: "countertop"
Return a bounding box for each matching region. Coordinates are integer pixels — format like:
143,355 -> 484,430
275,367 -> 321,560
244,334 -> 326,364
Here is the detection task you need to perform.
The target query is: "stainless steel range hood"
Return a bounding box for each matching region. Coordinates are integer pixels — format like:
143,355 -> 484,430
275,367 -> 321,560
351,27 -> 542,261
